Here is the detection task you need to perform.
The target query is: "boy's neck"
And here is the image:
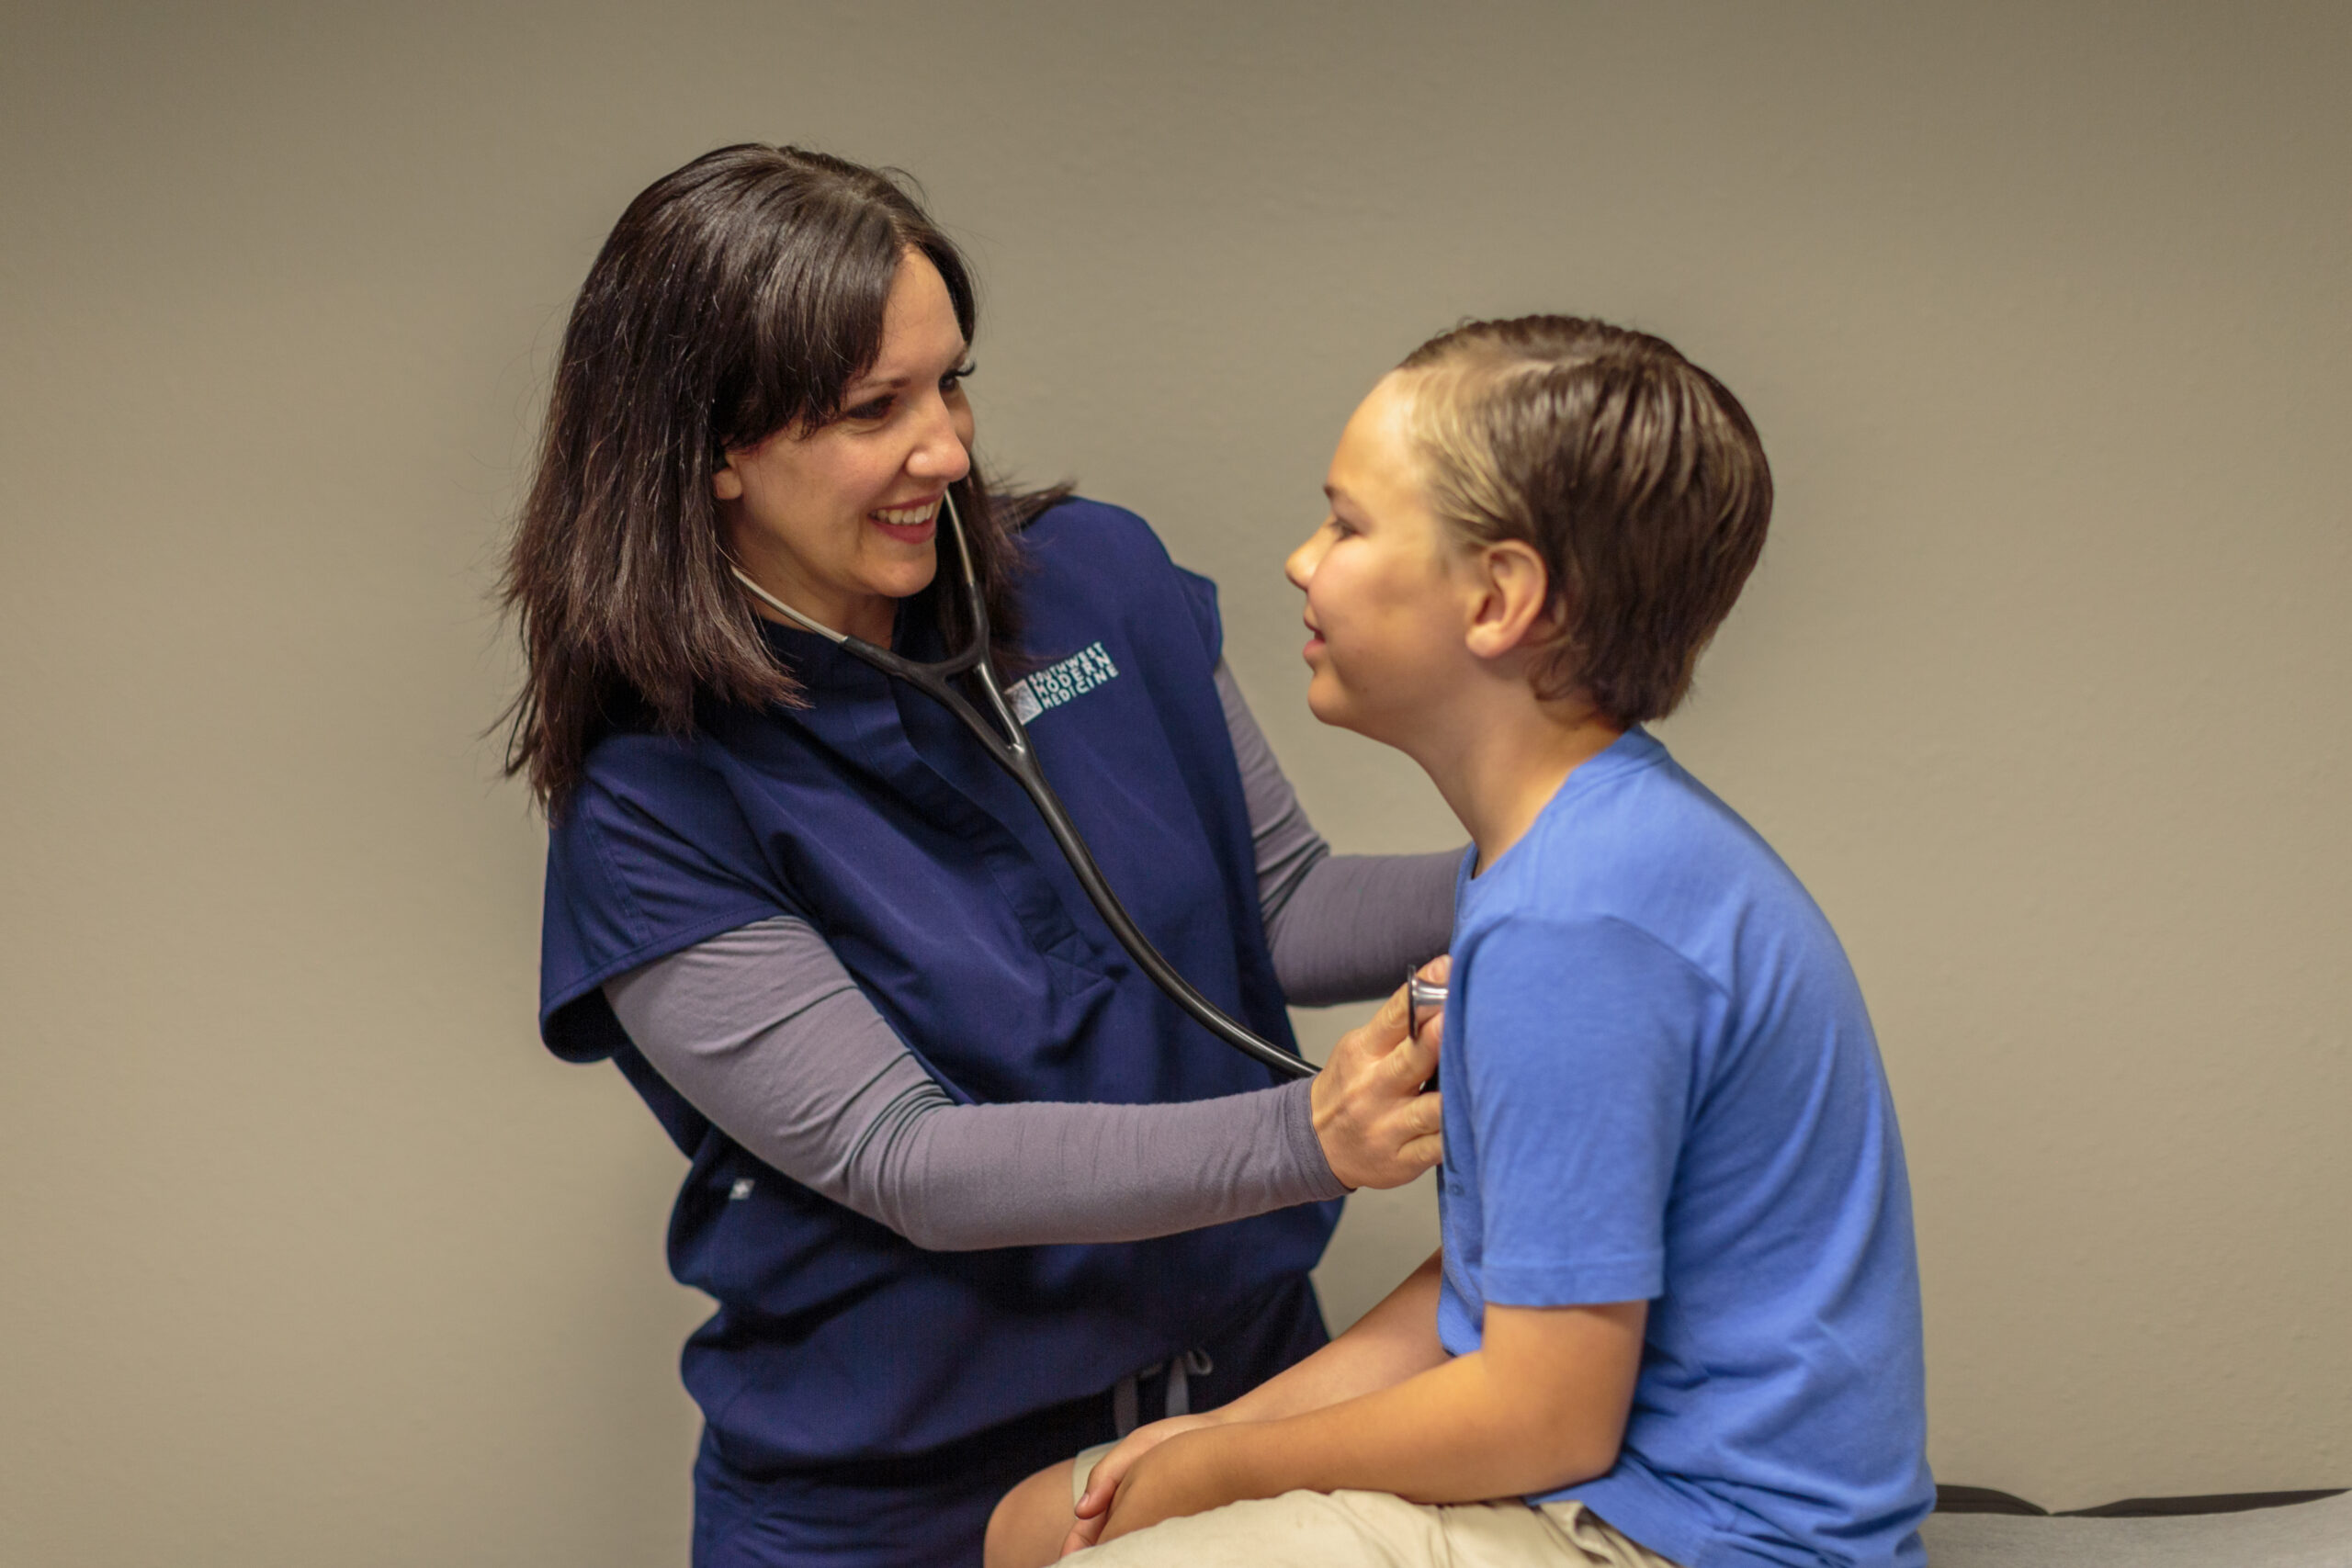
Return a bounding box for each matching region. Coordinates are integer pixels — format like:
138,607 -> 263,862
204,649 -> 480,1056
1408,681 -> 1623,876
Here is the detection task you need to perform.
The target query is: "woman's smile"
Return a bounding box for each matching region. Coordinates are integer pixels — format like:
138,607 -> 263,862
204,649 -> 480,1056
869,494 -> 944,544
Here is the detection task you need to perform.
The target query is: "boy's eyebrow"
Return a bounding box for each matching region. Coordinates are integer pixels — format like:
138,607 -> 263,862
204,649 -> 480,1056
1324,484 -> 1373,523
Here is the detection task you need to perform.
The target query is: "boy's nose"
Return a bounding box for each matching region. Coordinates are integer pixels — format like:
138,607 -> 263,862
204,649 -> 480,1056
1284,527 -> 1329,591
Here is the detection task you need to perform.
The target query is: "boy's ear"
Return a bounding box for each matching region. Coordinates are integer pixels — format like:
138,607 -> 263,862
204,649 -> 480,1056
1463,540 -> 1555,661
712,457 -> 745,502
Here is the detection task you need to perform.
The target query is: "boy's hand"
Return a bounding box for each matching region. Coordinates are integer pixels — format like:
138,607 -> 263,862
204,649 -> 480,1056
1091,1427 -> 1250,1546
1058,1412 -> 1220,1558
1311,956 -> 1449,1190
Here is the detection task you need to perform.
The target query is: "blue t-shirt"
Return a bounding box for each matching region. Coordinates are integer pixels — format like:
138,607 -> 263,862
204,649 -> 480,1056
1438,728 -> 1931,1568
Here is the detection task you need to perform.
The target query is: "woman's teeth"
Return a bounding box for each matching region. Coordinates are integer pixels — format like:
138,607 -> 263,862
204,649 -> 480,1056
871,501 -> 939,526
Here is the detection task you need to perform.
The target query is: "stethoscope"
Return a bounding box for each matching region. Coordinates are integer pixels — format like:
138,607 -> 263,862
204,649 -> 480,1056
726,489 -> 1328,1080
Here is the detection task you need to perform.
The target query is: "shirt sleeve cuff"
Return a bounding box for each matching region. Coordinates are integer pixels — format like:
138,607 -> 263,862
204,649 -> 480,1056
1479,1251 -> 1663,1307
1281,1077 -> 1353,1201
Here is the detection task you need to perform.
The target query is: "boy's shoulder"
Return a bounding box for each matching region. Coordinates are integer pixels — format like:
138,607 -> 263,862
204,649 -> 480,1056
1477,731 -> 1792,907
1464,730 -> 1841,990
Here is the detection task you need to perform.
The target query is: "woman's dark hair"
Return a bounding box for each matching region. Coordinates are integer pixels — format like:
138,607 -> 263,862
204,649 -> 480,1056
1396,315 -> 1772,727
500,143 -> 1062,811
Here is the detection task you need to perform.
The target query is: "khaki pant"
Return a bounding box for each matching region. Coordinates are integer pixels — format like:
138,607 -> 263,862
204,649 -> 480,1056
1067,1445 -> 1680,1568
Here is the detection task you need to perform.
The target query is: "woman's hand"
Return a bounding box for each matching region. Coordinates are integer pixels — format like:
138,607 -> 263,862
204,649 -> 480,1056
1059,1412 -> 1223,1558
1310,956 -> 1448,1190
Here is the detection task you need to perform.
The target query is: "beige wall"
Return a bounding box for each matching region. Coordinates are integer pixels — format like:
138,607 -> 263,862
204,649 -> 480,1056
4,4 -> 2346,1562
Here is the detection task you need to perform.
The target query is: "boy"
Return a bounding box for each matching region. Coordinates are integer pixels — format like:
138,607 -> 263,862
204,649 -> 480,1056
988,316 -> 1932,1568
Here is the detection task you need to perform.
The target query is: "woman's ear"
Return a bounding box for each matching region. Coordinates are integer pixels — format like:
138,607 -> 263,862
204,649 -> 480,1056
1463,540 -> 1554,661
712,458 -> 745,502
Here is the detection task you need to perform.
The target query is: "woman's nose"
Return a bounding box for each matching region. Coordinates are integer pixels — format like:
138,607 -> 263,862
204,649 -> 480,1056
907,395 -> 973,483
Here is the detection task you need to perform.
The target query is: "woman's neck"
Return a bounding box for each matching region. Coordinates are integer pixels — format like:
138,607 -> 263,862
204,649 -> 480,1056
732,550 -> 899,647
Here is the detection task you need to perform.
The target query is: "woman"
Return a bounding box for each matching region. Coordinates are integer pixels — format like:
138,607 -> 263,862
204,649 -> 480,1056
503,144 -> 1456,1568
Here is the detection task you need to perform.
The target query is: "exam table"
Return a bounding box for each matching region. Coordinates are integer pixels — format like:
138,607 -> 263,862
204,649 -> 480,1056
1925,1483 -> 2349,1566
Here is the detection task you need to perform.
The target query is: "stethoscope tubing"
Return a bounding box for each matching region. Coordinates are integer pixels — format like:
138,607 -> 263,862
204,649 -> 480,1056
727,489 -> 1317,1081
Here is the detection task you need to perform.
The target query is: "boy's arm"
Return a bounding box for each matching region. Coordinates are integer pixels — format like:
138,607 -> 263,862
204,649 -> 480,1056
1061,1250 -> 1451,1551
1213,1248 -> 1452,1420
1095,1297 -> 1645,1542
1099,916 -> 1701,1543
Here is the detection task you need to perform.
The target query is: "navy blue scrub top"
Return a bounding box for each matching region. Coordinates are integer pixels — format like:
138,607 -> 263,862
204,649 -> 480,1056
537,499 -> 1340,1472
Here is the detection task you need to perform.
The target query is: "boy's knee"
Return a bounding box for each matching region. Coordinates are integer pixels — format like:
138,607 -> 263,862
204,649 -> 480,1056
985,1458 -> 1078,1568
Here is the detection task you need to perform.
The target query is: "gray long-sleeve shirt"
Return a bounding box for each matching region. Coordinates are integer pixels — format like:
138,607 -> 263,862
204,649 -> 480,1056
605,661 -> 1459,1250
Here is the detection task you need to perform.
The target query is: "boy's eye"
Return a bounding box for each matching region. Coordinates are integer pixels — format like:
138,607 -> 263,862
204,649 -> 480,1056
940,361 -> 976,394
842,395 -> 894,423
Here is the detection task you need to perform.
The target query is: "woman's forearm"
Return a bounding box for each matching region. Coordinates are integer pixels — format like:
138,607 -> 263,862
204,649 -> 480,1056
860,1063 -> 1342,1249
606,917 -> 1346,1250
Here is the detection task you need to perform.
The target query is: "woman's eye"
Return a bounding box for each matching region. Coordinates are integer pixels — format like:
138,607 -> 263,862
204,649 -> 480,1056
839,364 -> 970,425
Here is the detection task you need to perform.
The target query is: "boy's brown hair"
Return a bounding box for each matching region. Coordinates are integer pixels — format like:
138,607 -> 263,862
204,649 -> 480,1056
1397,316 -> 1772,726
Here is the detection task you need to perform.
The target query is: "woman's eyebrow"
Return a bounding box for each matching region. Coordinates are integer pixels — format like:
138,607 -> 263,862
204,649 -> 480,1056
848,342 -> 971,397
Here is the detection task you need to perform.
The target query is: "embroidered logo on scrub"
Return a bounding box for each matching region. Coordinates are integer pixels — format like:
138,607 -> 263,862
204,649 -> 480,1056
1007,641 -> 1120,725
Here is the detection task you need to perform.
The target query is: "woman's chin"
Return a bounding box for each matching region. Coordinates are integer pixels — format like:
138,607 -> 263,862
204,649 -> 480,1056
866,558 -> 941,604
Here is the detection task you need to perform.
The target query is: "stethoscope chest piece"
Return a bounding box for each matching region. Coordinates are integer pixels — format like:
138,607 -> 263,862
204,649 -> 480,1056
1408,969 -> 1446,1095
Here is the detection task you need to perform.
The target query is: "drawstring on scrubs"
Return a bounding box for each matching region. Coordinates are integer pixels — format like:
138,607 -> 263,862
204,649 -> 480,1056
1110,1349 -> 1216,1437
